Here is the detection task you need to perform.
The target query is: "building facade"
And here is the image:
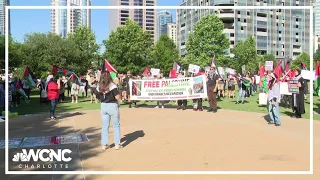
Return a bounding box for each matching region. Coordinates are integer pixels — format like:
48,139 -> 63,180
51,0 -> 91,38
314,0 -> 320,52
0,0 -> 10,35
157,10 -> 172,40
167,23 -> 177,45
177,0 -> 311,60
109,0 -> 157,42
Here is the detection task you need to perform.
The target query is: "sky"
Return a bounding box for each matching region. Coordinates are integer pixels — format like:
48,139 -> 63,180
10,0 -> 182,51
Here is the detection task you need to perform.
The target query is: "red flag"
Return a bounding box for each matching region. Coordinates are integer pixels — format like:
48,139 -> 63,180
316,61 -> 320,77
259,65 -> 265,79
142,67 -> 150,75
104,60 -> 117,73
273,60 -> 283,82
170,69 -> 177,78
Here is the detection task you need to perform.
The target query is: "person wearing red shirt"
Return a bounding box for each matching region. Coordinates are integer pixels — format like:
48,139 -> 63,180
47,77 -> 60,119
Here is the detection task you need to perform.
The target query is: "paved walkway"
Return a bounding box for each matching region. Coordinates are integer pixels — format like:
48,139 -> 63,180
0,108 -> 319,180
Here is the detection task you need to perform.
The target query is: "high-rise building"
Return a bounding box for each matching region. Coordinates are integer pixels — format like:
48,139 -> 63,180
177,0 -> 311,60
167,23 -> 177,45
51,0 -> 91,38
109,0 -> 157,42
157,10 -> 172,40
0,0 -> 10,35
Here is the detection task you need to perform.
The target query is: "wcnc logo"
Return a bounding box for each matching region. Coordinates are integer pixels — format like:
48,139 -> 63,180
12,149 -> 72,169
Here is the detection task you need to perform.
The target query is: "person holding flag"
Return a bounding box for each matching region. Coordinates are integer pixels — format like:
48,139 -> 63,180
235,73 -> 248,104
267,73 -> 281,126
92,71 -> 122,150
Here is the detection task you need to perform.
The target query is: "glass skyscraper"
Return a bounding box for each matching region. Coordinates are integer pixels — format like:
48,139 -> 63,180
51,0 -> 91,38
177,0 -> 312,60
157,10 -> 173,40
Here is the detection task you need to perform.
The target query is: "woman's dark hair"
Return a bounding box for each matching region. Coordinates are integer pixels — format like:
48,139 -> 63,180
268,74 -> 278,90
99,71 -> 113,93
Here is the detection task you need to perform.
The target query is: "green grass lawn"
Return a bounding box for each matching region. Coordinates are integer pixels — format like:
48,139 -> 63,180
10,89 -> 320,120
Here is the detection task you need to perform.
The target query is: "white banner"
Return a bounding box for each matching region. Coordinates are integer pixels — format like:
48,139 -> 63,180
265,61 -> 273,71
129,75 -> 208,101
150,68 -> 160,76
301,70 -> 315,80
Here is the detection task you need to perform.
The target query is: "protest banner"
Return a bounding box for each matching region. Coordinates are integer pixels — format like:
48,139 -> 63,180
265,61 -> 274,71
129,75 -> 208,101
188,64 -> 200,74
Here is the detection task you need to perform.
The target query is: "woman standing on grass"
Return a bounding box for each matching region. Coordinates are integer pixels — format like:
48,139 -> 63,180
267,73 -> 281,126
47,77 -> 60,120
93,71 -> 122,150
71,79 -> 80,103
291,69 -> 306,118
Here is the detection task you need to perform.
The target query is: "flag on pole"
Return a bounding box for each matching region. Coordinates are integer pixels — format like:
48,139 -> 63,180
301,62 -> 307,70
102,60 -> 117,80
211,56 -> 216,67
142,67 -> 150,75
23,66 -> 36,89
15,80 -> 29,103
273,60 -> 283,82
52,65 -> 64,78
173,61 -> 181,72
314,61 -> 320,96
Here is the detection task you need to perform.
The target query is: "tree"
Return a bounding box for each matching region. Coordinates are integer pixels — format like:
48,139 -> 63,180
292,52 -> 310,69
103,20 -> 153,74
233,35 -> 258,73
0,35 -> 22,73
68,25 -> 100,75
152,34 -> 179,75
19,33 -> 68,77
184,14 -> 229,68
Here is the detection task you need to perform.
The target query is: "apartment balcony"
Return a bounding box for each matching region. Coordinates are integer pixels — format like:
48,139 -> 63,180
214,0 -> 234,5
218,13 -> 234,20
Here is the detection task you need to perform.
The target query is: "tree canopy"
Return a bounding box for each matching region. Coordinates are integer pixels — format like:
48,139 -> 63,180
184,14 -> 229,68
103,20 -> 154,75
152,34 -> 179,75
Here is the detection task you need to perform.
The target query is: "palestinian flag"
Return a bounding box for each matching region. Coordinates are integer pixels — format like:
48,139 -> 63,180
314,61 -> 320,96
52,65 -> 64,78
301,62 -> 307,70
67,72 -> 81,87
15,80 -> 29,103
63,69 -> 73,77
102,60 -> 117,80
241,77 -> 251,88
23,66 -> 36,89
173,61 -> 181,72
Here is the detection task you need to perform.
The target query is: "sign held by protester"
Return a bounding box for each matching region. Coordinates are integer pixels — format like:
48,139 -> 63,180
188,64 -> 200,74
129,75 -> 207,100
288,80 -> 299,93
150,68 -> 160,76
265,61 -> 274,71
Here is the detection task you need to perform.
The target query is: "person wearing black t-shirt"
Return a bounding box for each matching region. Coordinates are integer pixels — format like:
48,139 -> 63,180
93,71 -> 122,151
207,66 -> 219,113
123,71 -> 138,108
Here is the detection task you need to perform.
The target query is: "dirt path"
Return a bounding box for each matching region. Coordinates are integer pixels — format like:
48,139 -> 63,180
0,108 -> 319,180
